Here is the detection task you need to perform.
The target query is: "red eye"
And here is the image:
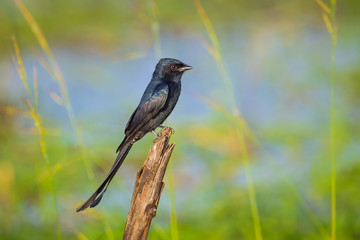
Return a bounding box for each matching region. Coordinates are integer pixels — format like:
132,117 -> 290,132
171,64 -> 176,69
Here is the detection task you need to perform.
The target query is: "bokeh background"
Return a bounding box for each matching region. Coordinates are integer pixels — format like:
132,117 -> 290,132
1,0 -> 359,239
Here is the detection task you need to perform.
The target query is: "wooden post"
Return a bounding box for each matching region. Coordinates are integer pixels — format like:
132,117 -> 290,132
123,127 -> 175,240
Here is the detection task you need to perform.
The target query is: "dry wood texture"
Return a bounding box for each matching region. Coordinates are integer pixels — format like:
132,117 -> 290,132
123,127 -> 175,240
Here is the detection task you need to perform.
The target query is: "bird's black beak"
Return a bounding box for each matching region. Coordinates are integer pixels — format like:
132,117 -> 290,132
178,64 -> 192,72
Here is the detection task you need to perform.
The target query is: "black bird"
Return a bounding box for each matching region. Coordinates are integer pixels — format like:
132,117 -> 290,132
76,58 -> 192,212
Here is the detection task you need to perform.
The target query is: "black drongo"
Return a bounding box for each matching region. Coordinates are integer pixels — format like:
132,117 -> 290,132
76,58 -> 192,212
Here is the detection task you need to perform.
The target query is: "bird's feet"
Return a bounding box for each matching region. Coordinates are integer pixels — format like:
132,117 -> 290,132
159,125 -> 175,134
152,130 -> 165,143
152,126 -> 175,142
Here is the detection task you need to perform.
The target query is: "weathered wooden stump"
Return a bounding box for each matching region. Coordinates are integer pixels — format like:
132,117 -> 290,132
123,127 -> 175,240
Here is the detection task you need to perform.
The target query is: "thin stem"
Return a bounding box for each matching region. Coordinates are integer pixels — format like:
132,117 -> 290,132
235,126 -> 262,240
13,1 -> 114,238
147,1 -> 179,237
193,1 -> 263,239
167,161 -> 179,240
148,0 -> 162,59
24,100 -> 62,240
330,0 -> 337,238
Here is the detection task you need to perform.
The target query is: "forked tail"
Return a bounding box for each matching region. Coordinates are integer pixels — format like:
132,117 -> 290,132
76,138 -> 133,212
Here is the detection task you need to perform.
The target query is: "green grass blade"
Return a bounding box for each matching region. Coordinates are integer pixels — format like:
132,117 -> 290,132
167,160 -> 179,240
317,0 -> 338,238
148,0 -> 162,59
13,1 -> 114,238
316,0 -> 337,237
146,1 -> 179,237
193,0 -> 236,111
12,36 -> 62,239
329,1 -> 337,239
193,1 -> 263,239
13,0 -> 95,183
196,94 -> 329,239
23,99 -> 62,240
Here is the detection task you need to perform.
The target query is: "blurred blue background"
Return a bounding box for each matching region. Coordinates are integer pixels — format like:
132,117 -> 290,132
0,0 -> 359,239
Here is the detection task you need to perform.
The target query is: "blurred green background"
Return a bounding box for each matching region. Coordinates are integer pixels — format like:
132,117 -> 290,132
1,0 -> 359,239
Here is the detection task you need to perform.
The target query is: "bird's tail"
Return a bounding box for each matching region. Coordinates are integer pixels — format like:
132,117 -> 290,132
76,138 -> 133,212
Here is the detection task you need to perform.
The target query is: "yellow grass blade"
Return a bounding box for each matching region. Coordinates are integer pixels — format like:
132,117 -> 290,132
23,99 -> 48,158
12,35 -> 30,94
13,1 -> 110,237
14,0 -> 96,186
193,2 -> 263,238
23,99 -> 62,240
193,0 -> 221,59
322,13 -> 333,34
193,0 -> 236,113
13,0 -> 53,59
13,0 -> 69,109
195,93 -> 259,145
316,0 -> 331,14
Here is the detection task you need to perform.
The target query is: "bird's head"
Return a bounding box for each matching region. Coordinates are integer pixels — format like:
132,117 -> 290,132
154,58 -> 192,82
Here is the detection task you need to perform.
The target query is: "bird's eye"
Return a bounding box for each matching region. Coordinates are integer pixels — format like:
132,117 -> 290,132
171,64 -> 176,69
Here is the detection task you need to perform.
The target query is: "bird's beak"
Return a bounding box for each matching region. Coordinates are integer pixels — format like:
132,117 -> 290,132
178,64 -> 192,72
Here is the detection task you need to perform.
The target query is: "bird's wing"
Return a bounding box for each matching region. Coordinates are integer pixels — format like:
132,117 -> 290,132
124,83 -> 169,137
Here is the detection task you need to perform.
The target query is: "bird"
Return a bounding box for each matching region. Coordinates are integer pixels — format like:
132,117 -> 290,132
76,58 -> 192,212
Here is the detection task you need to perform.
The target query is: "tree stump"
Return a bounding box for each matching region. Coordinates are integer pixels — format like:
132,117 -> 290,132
123,127 -> 175,240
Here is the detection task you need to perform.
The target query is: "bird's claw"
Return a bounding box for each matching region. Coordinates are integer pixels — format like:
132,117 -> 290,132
152,130 -> 165,143
159,125 -> 175,134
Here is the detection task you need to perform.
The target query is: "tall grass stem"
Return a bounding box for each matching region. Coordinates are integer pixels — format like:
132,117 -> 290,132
167,160 -> 179,240
329,0 -> 337,238
13,1 -> 115,238
13,35 -> 62,240
147,1 -> 179,238
23,100 -> 62,240
193,1 -> 263,239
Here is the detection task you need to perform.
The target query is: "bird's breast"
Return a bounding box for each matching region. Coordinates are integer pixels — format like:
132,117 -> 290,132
157,82 -> 181,118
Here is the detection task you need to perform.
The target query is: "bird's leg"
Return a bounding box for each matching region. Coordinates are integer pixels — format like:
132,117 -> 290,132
158,125 -> 175,134
152,130 -> 160,138
152,130 -> 164,143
